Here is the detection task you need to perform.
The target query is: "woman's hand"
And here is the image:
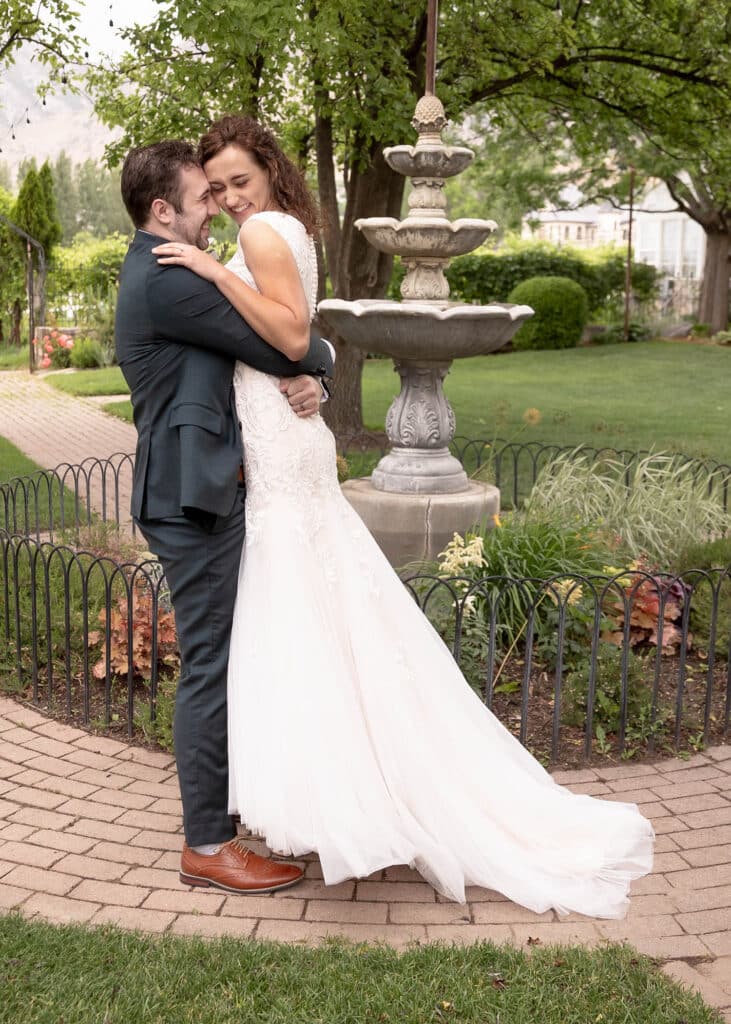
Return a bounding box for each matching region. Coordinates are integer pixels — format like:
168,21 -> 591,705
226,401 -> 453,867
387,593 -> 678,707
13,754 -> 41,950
152,242 -> 223,284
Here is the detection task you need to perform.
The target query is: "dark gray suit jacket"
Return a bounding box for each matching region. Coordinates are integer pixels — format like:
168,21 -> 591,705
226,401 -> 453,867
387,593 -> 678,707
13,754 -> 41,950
115,230 -> 334,520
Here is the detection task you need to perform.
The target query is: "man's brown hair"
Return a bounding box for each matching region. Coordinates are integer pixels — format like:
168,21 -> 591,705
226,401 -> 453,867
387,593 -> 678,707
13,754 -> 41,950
121,140 -> 200,228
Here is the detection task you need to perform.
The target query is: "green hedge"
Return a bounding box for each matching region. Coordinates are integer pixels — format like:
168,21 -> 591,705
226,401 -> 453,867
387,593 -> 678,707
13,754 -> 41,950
508,276 -> 589,350
388,239 -> 658,314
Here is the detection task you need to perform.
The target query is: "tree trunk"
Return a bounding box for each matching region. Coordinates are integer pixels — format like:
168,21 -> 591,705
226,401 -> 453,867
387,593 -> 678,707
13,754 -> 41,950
11,299 -> 21,346
321,145 -> 405,437
698,229 -> 730,333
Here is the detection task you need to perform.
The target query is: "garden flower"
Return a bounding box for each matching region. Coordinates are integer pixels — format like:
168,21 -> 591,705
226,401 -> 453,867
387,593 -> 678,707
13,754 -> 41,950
522,407 -> 542,426
437,532 -> 486,575
44,343 -> 53,353
492,513 -> 502,528
40,356 -> 51,368
548,578 -> 584,606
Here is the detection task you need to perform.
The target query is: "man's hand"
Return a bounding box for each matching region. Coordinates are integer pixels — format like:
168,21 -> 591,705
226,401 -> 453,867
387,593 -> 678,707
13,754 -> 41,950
280,375 -> 322,418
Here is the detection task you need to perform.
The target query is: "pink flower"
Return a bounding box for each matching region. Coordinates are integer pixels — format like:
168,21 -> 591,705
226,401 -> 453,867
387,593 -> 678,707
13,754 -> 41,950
66,339 -> 74,349
40,356 -> 51,368
44,343 -> 53,353
50,329 -> 59,338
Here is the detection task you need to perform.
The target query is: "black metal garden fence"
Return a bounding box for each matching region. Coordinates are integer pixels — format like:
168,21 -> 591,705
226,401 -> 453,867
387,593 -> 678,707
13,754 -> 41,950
1,443 -> 730,765
3,442 -> 730,541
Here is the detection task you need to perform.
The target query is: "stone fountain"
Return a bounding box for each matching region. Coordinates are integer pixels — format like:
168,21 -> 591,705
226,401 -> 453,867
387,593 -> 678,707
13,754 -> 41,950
319,70 -> 533,565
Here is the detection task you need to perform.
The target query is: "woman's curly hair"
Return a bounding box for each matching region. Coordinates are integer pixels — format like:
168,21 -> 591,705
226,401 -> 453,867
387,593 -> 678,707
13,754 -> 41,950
198,115 -> 319,237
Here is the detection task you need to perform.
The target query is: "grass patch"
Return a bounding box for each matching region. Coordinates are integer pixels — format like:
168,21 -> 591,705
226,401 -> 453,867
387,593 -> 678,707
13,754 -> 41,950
0,436 -> 80,531
362,341 -> 731,464
46,366 -> 128,396
0,437 -> 42,485
0,344 -> 28,371
0,914 -> 721,1024
104,399 -> 133,422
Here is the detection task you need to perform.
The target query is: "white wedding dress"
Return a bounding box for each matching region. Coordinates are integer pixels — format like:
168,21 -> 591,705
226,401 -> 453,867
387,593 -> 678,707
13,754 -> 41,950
225,211 -> 654,917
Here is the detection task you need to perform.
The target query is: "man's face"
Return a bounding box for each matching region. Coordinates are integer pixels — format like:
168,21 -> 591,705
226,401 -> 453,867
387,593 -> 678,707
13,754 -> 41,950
167,166 -> 220,250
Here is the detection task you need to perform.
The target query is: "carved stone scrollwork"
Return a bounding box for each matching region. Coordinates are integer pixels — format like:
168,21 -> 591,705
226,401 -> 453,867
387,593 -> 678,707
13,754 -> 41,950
400,260 -> 449,301
372,360 -> 468,494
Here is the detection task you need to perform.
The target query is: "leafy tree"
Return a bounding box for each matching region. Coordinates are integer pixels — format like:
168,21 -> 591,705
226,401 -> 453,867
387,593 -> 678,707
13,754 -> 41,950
0,188 -> 28,345
52,150 -> 79,243
12,162 -> 62,323
1,1 -> 84,77
74,159 -> 132,237
445,117 -> 572,235
86,0 -> 731,433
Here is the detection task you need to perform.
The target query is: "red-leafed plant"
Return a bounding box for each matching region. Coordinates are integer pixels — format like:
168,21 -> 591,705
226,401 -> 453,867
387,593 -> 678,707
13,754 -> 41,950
88,584 -> 179,680
602,569 -> 689,652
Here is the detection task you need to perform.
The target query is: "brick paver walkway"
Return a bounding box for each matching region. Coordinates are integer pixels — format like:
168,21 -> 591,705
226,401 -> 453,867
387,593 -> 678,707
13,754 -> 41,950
0,698 -> 729,1016
0,370 -> 136,523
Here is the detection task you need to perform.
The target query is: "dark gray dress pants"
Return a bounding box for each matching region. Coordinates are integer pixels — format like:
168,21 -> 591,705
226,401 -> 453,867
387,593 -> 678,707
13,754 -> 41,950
135,489 -> 245,847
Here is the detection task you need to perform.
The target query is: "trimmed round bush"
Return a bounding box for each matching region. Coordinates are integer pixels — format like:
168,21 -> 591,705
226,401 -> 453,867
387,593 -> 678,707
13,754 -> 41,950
507,276 -> 589,351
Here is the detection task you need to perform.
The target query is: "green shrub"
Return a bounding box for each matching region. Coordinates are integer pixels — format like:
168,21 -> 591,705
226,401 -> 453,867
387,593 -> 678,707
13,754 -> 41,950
69,336 -> 104,369
387,239 -> 659,315
596,320 -> 652,345
563,644 -> 650,732
508,276 -> 589,351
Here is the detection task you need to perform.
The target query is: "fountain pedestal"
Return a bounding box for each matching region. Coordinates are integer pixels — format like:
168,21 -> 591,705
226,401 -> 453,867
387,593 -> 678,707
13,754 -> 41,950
342,479 -> 499,567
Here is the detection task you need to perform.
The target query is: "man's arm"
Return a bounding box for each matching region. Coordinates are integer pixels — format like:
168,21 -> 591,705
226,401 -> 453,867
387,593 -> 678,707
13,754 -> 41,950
148,265 -> 334,378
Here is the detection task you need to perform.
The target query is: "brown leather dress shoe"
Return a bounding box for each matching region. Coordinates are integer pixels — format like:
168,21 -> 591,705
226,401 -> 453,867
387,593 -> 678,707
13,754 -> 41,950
180,838 -> 304,894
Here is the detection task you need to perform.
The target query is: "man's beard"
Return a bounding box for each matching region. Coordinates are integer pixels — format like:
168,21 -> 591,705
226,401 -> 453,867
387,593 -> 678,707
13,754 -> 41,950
174,214 -> 209,250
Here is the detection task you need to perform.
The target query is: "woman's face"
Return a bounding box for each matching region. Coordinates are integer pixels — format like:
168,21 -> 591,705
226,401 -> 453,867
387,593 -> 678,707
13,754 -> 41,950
203,143 -> 276,227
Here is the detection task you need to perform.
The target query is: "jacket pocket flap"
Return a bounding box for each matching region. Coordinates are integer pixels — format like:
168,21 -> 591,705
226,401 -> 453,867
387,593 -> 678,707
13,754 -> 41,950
169,403 -> 222,435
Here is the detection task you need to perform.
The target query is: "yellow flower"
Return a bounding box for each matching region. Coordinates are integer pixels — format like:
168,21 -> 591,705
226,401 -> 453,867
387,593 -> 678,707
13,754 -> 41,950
522,407 -> 542,426
492,513 -> 502,529
548,579 -> 583,606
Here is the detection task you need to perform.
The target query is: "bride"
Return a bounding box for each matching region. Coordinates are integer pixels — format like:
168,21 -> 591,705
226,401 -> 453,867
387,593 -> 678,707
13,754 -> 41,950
152,114 -> 653,918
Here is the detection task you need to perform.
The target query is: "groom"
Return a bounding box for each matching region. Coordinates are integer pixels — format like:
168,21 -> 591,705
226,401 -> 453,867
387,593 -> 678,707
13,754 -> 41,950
116,140 -> 334,894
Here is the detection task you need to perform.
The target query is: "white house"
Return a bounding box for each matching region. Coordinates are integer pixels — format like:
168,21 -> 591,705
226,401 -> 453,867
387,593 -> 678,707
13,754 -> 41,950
522,182 -> 706,314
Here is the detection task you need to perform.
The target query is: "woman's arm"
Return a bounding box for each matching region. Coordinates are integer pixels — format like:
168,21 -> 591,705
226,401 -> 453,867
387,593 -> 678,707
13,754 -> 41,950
152,221 -> 311,361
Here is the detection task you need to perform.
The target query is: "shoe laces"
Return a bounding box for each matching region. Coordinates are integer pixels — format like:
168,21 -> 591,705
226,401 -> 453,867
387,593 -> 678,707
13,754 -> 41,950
226,836 -> 251,864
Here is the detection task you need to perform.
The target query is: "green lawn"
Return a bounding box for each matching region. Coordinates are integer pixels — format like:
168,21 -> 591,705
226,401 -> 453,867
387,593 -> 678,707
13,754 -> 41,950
0,344 -> 29,371
103,398 -> 134,422
0,915 -> 721,1024
365,342 -> 731,464
38,341 -> 731,464
0,437 -> 80,531
46,366 -> 128,396
0,437 -> 43,484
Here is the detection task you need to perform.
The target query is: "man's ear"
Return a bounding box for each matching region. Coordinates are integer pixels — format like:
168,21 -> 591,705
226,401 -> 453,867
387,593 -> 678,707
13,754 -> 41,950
150,197 -> 173,224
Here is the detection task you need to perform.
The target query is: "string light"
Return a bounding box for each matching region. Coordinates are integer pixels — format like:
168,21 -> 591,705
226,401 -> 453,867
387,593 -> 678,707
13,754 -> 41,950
0,0 -> 127,157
